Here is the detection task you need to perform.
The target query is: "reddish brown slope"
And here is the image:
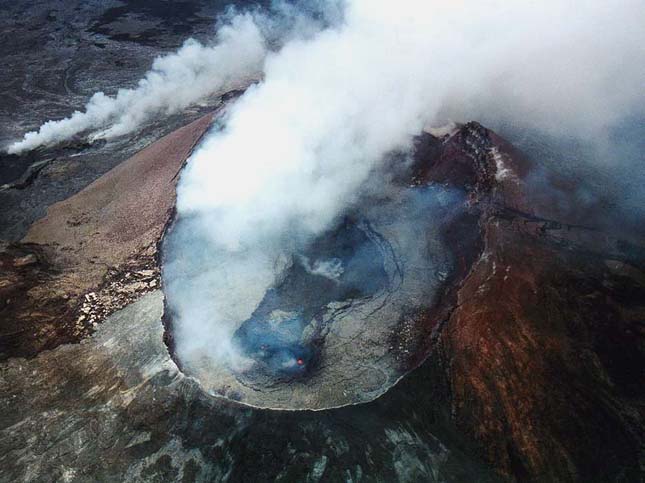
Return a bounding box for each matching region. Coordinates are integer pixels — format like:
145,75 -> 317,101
418,123 -> 645,481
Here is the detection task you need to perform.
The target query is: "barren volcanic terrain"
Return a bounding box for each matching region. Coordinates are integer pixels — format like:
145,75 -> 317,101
0,2 -> 644,482
2,111 -> 643,481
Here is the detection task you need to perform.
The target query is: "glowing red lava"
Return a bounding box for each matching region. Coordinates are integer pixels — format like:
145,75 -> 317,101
296,358 -> 304,366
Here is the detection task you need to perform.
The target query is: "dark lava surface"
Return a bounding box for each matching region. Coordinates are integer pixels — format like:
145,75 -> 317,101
232,219 -> 391,380
0,0 -> 261,241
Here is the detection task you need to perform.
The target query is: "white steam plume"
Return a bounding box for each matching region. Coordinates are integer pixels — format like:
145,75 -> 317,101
7,14 -> 267,154
7,0 -> 644,372
164,0 -> 645,371
178,0 -> 645,245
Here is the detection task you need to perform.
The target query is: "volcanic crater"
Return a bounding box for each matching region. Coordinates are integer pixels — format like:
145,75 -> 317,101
2,109 -> 643,481
160,142 -> 467,410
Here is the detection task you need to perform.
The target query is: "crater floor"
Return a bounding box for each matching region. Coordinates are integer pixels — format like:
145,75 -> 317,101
162,182 -> 463,410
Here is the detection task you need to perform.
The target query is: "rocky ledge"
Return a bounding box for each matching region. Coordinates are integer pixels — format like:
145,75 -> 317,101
0,113 -> 213,360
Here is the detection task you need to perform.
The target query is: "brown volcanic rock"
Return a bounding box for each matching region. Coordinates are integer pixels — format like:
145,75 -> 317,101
444,220 -> 644,480
418,123 -> 645,481
0,113 -> 213,360
23,113 -> 214,271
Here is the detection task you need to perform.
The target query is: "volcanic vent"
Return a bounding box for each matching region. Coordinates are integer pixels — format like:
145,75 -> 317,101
160,137 -> 466,410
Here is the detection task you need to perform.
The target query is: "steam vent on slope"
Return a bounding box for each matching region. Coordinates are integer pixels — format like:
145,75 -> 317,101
161,134 -> 466,410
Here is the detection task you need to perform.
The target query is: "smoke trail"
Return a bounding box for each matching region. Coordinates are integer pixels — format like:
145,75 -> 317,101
163,0 -> 645,375
7,14 -> 267,154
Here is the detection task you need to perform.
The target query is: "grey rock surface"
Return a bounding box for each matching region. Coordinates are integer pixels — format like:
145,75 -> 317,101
0,291 -> 496,482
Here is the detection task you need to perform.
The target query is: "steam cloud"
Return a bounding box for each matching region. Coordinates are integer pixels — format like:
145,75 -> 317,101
174,0 -> 644,245
161,0 -> 645,374
10,1 -> 645,373
9,1 -> 644,155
